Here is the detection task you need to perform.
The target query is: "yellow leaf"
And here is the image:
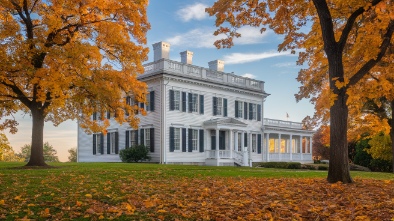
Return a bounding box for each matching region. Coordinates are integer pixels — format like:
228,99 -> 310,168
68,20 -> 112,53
0,200 -> 4,205
85,194 -> 92,198
76,201 -> 82,207
157,209 -> 167,213
14,196 -> 21,200
99,215 -> 105,219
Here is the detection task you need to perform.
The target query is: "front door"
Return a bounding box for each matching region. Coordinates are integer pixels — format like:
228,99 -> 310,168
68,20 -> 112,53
211,131 -> 226,150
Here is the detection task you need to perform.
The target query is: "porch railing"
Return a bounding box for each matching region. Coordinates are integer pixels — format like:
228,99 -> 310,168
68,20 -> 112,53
205,150 -> 231,159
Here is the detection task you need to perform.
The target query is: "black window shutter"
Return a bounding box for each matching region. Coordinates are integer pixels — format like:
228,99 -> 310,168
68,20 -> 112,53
213,97 -> 217,115
100,133 -> 104,154
244,133 -> 248,147
107,133 -> 111,154
257,104 -> 261,121
249,103 -> 253,120
199,129 -> 204,152
235,101 -> 239,118
150,128 -> 154,152
93,134 -> 97,155
125,131 -> 129,148
93,112 -> 97,120
199,95 -> 204,114
115,132 -> 119,154
169,90 -> 174,111
140,102 -> 144,111
140,129 -> 144,146
188,129 -> 193,152
169,127 -> 175,152
107,111 -> 110,119
135,130 -> 139,145
182,92 -> 186,112
257,134 -> 262,154
182,128 -> 186,152
244,102 -> 248,120
188,93 -> 192,113
150,91 -> 155,111
223,98 -> 228,117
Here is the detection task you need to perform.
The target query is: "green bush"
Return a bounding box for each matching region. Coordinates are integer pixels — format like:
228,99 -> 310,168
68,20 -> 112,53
257,162 -> 301,169
317,165 -> 328,170
302,164 -> 316,170
119,145 -> 151,163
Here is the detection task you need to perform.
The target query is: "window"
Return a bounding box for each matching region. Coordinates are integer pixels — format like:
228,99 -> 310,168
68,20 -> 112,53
126,130 -> 138,148
192,129 -> 198,151
145,91 -> 155,111
93,133 -> 103,155
236,101 -> 243,118
191,94 -> 198,112
144,129 -> 150,149
237,133 -> 242,151
213,97 -> 227,116
107,132 -> 118,154
252,134 -> 257,152
174,128 -> 180,151
146,93 -> 150,111
170,90 -> 181,111
251,104 -> 257,120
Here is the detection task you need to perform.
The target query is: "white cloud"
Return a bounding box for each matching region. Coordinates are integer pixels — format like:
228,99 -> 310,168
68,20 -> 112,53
241,73 -> 256,79
165,26 -> 270,49
177,3 -> 209,22
273,62 -> 295,68
223,51 -> 292,64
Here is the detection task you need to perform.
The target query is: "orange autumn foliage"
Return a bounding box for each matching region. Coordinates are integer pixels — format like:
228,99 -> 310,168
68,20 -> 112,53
0,0 -> 150,166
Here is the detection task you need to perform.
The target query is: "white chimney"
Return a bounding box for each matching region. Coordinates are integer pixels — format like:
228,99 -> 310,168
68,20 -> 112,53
180,50 -> 193,64
208,60 -> 224,72
152,41 -> 170,62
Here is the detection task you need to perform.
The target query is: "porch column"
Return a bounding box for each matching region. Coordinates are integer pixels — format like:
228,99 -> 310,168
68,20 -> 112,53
309,136 -> 313,154
289,134 -> 293,162
229,130 -> 233,159
241,131 -> 245,152
300,135 -> 303,161
266,133 -> 270,162
234,131 -> 238,151
248,131 -> 252,167
216,129 -> 220,159
278,133 -> 282,161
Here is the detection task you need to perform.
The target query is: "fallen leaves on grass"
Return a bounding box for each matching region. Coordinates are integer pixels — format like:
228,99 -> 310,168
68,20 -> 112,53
0,170 -> 393,220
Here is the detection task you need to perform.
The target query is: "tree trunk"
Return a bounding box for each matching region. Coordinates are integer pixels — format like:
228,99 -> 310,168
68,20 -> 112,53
390,100 -> 394,173
25,107 -> 47,167
326,52 -> 353,183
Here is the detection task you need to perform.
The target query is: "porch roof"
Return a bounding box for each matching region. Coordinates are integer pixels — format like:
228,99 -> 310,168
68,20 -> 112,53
203,117 -> 248,130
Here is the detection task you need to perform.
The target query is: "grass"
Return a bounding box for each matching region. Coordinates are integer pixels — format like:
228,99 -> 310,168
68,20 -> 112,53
0,162 -> 393,220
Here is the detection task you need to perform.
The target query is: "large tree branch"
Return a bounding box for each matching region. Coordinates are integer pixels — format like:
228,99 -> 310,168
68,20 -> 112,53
312,0 -> 337,56
348,20 -> 394,87
0,80 -> 31,108
338,0 -> 382,51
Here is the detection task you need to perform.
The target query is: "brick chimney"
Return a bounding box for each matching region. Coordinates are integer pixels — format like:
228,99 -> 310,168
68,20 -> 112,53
152,41 -> 170,62
180,50 -> 193,64
208,60 -> 224,72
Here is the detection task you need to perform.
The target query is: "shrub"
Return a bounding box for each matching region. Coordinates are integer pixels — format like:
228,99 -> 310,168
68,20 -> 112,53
257,162 -> 301,169
119,145 -> 151,163
317,165 -> 328,170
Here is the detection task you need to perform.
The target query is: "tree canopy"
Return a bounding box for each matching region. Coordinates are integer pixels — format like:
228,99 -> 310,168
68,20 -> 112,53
207,0 -> 394,183
18,142 -> 59,162
0,0 -> 150,166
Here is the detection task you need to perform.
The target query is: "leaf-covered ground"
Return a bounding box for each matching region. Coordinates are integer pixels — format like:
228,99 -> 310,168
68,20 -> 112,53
0,163 -> 393,220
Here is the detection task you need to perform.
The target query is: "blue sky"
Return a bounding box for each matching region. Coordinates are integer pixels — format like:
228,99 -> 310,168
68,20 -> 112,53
5,0 -> 314,161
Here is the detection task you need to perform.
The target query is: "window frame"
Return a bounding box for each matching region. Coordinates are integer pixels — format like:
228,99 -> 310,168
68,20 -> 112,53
144,129 -> 151,149
174,128 -> 181,151
109,132 -> 116,154
174,90 -> 181,111
192,129 -> 198,151
191,93 -> 199,113
252,134 -> 257,153
238,101 -> 243,118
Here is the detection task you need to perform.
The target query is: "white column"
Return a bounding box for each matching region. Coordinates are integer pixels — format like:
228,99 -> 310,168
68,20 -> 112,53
234,131 -> 238,151
248,131 -> 252,167
266,133 -> 270,162
309,136 -> 313,154
300,135 -> 303,161
278,133 -> 282,161
241,131 -> 245,152
216,129 -> 220,159
289,134 -> 293,162
229,130 -> 233,159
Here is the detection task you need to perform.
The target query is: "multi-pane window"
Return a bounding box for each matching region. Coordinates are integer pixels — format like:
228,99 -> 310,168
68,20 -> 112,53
174,91 -> 180,110
216,97 -> 223,115
144,129 -> 151,149
94,134 -> 102,154
174,128 -> 181,151
237,133 -> 242,151
146,93 -> 150,111
109,132 -> 116,154
252,134 -> 257,152
192,129 -> 198,151
238,101 -> 243,118
126,130 -> 137,148
251,104 -> 257,120
191,94 -> 198,112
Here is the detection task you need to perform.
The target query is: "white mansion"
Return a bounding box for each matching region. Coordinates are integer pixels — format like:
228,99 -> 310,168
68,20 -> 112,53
77,42 -> 314,166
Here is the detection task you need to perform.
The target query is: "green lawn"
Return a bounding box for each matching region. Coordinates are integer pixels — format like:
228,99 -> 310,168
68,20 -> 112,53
0,162 -> 393,220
